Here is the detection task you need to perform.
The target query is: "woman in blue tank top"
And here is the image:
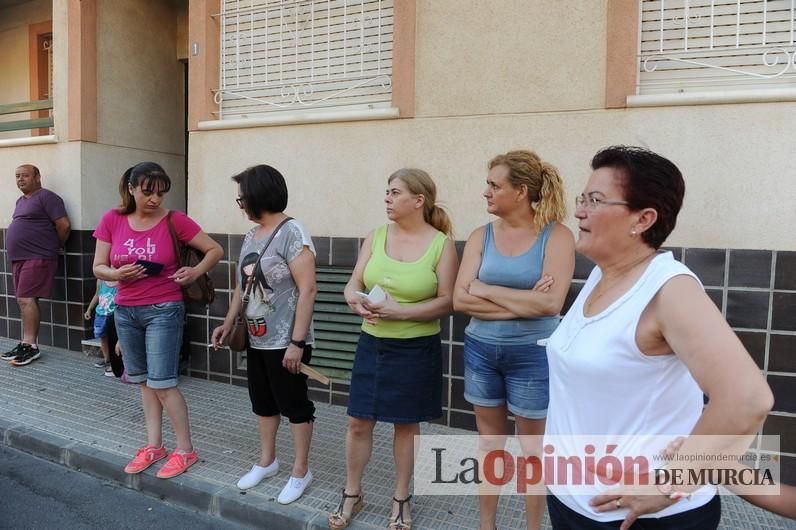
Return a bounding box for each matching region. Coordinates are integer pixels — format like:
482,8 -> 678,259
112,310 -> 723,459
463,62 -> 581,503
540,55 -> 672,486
453,149 -> 575,530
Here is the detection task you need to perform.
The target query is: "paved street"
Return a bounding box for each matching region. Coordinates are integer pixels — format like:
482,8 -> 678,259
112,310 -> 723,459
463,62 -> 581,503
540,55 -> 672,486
0,445 -> 246,530
0,341 -> 793,529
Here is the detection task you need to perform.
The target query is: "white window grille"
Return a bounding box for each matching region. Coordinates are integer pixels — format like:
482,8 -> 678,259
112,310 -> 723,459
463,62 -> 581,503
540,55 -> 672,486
637,0 -> 796,95
216,0 -> 393,120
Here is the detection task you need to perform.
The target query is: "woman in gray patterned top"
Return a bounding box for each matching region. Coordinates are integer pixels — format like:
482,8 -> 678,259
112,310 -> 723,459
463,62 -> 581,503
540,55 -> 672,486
211,165 -> 317,505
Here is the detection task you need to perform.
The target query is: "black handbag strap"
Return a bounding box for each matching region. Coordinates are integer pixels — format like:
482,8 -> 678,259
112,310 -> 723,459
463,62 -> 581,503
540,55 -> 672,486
240,217 -> 293,306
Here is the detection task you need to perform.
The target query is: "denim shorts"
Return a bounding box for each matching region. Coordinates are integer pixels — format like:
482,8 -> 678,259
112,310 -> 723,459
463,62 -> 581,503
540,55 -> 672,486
114,302 -> 185,389
463,334 -> 549,419
93,314 -> 110,338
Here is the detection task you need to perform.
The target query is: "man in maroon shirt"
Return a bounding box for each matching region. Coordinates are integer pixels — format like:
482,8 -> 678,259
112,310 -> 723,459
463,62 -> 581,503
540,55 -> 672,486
2,164 -> 71,366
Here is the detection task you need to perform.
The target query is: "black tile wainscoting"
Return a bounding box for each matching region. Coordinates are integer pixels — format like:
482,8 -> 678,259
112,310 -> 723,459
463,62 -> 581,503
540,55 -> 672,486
1,231 -> 794,481
1,229 -> 95,351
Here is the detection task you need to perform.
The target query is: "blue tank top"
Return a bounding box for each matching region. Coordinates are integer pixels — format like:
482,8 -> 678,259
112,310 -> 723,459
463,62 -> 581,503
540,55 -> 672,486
464,222 -> 560,345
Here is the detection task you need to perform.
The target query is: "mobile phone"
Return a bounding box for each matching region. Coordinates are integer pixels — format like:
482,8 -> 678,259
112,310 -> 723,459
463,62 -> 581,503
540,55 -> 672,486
135,259 -> 164,276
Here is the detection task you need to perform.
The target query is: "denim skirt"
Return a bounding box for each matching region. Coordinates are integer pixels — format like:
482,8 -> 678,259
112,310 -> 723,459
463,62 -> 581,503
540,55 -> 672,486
348,332 -> 442,424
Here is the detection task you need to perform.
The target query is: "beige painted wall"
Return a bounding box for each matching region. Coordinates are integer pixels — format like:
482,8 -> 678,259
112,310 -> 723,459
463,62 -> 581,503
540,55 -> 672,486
414,0 -> 607,117
0,1 -> 185,232
0,25 -> 31,140
0,141 -> 184,231
80,143 -> 186,229
0,0 -> 52,139
175,0 -> 188,60
96,0 -> 184,155
188,101 -> 796,251
51,0 -> 67,138
0,142 -> 81,227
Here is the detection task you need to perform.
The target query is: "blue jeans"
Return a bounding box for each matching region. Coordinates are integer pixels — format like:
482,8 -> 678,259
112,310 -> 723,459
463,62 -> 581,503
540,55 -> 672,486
114,302 -> 185,389
463,334 -> 549,419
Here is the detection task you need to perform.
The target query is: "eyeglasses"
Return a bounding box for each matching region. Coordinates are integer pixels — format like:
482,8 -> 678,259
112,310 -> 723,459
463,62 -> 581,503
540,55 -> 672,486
235,196 -> 245,207
575,193 -> 629,210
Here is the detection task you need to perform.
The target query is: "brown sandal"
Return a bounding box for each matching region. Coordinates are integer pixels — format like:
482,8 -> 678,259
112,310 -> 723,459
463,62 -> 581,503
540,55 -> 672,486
388,495 -> 412,530
328,489 -> 364,530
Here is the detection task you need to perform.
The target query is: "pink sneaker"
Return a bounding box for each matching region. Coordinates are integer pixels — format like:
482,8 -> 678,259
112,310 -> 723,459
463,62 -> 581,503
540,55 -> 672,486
124,445 -> 168,474
156,448 -> 198,479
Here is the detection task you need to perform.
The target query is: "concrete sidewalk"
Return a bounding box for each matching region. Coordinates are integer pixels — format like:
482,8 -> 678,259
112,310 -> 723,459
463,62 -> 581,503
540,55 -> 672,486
0,338 -> 793,530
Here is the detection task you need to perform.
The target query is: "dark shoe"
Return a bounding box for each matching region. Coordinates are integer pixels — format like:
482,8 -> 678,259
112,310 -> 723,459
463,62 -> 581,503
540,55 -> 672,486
328,489 -> 364,529
11,344 -> 41,366
1,343 -> 23,362
388,495 -> 412,530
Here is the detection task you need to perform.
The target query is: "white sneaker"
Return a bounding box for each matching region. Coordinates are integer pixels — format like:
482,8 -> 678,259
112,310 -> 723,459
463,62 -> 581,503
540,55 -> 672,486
277,470 -> 313,504
236,459 -> 279,490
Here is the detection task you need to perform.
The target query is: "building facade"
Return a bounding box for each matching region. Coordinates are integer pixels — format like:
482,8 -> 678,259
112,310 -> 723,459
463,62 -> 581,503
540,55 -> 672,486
0,0 -> 794,482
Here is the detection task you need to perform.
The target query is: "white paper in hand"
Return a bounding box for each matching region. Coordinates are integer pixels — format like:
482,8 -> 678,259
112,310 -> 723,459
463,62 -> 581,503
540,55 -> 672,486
356,284 -> 386,304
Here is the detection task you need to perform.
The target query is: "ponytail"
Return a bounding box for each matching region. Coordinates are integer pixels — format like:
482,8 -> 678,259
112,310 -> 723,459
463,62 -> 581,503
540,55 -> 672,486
118,167 -> 135,214
489,150 -> 567,233
388,168 -> 455,237
534,162 -> 567,233
427,203 -> 453,237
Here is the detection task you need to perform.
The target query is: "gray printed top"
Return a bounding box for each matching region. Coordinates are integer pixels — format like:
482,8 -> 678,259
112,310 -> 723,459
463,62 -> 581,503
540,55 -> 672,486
238,219 -> 316,350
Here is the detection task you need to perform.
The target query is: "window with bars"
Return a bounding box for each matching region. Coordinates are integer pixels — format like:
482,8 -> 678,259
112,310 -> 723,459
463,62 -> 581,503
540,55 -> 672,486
637,0 -> 796,95
216,0 -> 394,120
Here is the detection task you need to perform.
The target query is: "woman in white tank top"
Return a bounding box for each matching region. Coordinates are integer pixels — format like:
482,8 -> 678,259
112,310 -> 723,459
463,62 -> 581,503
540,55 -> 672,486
544,146 -> 773,529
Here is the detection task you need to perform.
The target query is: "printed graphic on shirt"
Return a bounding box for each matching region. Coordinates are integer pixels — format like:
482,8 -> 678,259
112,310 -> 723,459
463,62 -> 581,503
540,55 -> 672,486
240,252 -> 275,337
96,280 -> 118,316
113,237 -> 160,269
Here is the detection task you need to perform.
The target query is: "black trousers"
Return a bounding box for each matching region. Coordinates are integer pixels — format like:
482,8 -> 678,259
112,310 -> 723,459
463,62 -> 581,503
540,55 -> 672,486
246,345 -> 315,423
547,494 -> 721,530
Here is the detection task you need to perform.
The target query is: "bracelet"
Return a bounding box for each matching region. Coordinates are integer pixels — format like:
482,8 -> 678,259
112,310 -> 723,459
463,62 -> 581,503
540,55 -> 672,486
290,339 -> 306,348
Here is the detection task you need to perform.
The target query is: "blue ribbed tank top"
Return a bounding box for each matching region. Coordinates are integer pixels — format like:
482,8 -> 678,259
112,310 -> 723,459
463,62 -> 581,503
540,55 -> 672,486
464,222 -> 560,345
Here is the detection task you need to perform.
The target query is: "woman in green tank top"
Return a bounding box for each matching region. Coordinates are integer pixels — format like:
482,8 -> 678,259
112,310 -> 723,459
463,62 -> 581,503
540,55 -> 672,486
328,169 -> 459,530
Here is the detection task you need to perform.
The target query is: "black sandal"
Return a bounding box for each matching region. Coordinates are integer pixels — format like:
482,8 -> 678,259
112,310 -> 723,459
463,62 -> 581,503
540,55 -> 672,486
388,495 -> 412,530
328,489 -> 364,529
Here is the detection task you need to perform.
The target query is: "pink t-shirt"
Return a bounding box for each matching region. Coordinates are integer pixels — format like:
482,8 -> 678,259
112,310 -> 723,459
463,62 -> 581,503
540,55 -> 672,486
93,209 -> 201,306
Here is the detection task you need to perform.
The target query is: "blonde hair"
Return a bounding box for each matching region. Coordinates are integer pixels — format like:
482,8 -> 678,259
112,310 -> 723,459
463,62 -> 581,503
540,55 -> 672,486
388,168 -> 453,236
488,150 -> 567,233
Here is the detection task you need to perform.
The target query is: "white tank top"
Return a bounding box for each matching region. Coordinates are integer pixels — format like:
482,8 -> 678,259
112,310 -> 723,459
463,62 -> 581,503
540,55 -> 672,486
544,252 -> 715,521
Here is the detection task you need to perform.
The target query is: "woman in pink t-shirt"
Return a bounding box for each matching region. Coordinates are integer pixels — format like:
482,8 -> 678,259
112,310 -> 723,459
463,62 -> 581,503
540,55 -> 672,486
93,162 -> 222,479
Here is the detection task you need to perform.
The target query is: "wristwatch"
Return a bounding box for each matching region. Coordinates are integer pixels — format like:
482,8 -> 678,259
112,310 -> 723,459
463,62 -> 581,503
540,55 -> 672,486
290,339 -> 306,348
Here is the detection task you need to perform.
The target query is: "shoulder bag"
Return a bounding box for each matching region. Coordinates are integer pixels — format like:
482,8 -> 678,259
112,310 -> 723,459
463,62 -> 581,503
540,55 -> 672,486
166,211 -> 216,305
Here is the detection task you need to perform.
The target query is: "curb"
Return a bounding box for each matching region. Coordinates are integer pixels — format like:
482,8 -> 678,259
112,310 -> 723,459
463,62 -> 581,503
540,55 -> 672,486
0,417 -> 376,530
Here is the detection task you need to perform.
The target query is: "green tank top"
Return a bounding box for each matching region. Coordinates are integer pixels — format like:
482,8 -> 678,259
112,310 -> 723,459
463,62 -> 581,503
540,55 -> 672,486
361,224 -> 447,339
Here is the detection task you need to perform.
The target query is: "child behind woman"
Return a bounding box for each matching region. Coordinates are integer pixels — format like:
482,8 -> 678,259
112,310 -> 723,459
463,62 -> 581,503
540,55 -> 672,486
84,279 -> 118,376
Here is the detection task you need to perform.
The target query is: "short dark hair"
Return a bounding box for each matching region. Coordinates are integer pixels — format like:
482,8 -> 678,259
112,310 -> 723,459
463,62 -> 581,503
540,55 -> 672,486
591,146 -> 684,249
118,162 -> 171,215
231,165 -> 288,217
